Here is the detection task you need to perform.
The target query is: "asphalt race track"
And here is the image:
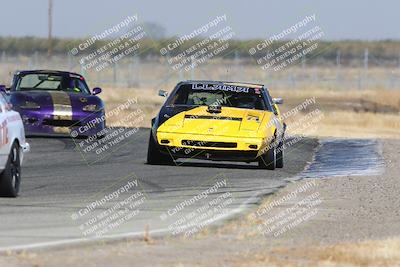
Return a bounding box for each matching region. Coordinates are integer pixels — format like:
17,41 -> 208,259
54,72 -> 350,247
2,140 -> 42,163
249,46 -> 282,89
0,128 -> 319,250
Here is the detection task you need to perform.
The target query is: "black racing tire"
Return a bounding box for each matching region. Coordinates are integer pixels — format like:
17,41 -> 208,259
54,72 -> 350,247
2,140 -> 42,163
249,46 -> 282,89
96,134 -> 106,140
96,130 -> 107,140
276,139 -> 284,168
146,131 -> 173,165
0,142 -> 21,197
258,142 -> 276,170
96,122 -> 107,139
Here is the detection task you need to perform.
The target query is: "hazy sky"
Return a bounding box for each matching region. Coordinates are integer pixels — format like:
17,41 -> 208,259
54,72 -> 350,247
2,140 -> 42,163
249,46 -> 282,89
1,0 -> 398,40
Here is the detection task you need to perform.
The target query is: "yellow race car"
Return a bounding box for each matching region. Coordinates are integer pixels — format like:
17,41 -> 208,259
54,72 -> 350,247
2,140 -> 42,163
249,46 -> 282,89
147,81 -> 285,170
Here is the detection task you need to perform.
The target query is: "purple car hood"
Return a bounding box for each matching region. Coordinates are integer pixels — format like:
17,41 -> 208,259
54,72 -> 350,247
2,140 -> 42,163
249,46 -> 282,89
11,90 -> 97,108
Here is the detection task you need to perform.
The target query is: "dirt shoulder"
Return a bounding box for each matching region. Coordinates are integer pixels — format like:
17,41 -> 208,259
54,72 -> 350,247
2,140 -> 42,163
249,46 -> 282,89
1,138 -> 399,267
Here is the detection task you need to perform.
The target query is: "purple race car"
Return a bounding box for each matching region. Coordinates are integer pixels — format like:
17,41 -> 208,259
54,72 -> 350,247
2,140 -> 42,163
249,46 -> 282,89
1,70 -> 106,138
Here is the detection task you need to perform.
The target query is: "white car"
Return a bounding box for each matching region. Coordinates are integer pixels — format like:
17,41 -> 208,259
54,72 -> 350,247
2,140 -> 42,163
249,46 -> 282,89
0,90 -> 30,197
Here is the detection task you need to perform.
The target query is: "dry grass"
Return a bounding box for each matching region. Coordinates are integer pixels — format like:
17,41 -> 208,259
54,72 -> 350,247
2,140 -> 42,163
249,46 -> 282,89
284,110 -> 400,139
273,88 -> 400,111
236,238 -> 400,267
309,111 -> 400,138
276,88 -> 400,139
100,86 -> 162,128
99,86 -> 400,139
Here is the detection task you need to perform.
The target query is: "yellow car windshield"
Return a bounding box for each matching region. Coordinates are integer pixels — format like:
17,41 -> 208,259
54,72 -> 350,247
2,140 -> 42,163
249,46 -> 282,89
169,84 -> 267,110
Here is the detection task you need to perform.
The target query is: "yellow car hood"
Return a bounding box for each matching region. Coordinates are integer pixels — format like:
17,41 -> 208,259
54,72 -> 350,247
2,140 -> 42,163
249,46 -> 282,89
158,106 -> 275,138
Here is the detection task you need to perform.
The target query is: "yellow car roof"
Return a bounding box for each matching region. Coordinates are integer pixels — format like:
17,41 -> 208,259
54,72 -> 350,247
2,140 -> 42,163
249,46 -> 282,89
184,80 -> 264,89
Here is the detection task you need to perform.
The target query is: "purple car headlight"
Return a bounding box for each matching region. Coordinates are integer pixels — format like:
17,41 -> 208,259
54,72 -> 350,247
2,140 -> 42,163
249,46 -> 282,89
82,104 -> 100,112
20,101 -> 41,109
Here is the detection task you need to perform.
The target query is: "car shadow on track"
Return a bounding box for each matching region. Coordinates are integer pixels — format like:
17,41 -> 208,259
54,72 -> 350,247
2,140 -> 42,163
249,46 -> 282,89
161,160 -> 261,170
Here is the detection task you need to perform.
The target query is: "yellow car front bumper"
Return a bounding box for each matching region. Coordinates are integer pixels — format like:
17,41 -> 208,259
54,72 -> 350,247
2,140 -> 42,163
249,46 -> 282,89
157,131 -> 264,151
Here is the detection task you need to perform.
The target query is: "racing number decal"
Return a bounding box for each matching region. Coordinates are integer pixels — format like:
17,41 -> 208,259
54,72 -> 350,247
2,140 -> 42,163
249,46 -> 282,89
0,120 -> 9,148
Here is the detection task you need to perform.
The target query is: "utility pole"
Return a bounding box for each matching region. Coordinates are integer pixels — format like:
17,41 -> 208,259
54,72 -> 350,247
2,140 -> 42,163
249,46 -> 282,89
336,50 -> 341,68
362,48 -> 369,90
363,48 -> 368,70
398,53 -> 400,69
47,0 -> 53,58
336,50 -> 341,84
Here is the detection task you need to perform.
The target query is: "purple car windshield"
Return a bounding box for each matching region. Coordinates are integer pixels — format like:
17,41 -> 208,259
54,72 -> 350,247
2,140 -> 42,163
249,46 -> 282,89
15,73 -> 91,94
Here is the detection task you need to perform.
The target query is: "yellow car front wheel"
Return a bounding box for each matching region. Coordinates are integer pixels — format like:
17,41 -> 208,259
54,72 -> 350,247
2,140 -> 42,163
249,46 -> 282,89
146,131 -> 174,165
276,139 -> 284,168
258,145 -> 276,170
